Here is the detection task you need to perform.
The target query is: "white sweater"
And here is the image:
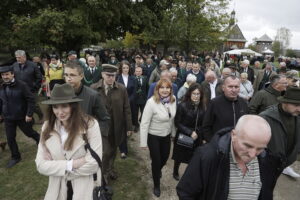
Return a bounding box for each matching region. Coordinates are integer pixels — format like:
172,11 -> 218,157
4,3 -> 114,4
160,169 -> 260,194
140,97 -> 176,147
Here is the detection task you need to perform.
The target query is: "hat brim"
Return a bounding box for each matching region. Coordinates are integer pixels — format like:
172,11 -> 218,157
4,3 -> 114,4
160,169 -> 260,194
278,96 -> 300,104
42,98 -> 83,105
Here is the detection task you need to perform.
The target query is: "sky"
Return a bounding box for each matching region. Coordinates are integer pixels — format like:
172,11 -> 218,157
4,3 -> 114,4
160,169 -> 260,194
228,0 -> 300,49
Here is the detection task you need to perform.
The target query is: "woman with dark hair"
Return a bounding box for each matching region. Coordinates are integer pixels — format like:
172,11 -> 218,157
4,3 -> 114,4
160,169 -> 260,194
35,84 -> 102,200
171,83 -> 206,180
140,79 -> 176,197
117,60 -> 136,158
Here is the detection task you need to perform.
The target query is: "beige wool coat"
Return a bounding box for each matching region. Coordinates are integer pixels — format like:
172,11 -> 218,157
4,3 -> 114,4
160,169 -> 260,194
35,119 -> 102,200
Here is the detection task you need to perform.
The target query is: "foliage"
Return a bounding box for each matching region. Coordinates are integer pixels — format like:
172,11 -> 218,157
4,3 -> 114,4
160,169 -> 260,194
102,39 -> 124,49
122,32 -> 140,49
140,0 -> 230,54
247,44 -> 257,51
0,0 -> 166,52
286,49 -> 297,58
272,40 -> 281,57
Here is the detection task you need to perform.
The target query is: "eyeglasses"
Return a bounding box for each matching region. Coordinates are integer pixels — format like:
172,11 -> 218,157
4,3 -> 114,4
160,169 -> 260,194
64,73 -> 80,79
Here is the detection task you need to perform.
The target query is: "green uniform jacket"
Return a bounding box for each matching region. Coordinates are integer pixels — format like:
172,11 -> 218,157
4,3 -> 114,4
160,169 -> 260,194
259,105 -> 300,168
249,86 -> 281,114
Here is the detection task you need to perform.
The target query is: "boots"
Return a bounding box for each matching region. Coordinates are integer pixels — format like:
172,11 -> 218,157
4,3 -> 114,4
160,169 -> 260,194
173,161 -> 180,181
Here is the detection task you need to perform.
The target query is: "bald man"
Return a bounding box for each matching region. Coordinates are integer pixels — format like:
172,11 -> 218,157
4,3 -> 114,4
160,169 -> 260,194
177,115 -> 279,200
221,67 -> 232,79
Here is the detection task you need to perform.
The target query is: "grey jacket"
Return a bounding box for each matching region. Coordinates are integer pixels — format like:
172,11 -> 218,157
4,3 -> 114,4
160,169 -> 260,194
260,105 -> 300,168
249,86 -> 281,114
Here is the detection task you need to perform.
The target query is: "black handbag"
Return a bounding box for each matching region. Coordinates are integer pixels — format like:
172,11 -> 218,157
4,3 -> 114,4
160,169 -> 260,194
177,133 -> 194,148
176,107 -> 199,149
84,141 -> 113,200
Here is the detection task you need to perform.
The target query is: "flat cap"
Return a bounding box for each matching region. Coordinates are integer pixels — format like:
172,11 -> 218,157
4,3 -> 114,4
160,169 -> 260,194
0,66 -> 13,73
102,64 -> 118,73
68,50 -> 77,56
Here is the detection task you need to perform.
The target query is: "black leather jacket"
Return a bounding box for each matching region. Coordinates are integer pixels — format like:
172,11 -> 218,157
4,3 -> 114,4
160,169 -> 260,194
177,127 -> 283,200
0,79 -> 35,120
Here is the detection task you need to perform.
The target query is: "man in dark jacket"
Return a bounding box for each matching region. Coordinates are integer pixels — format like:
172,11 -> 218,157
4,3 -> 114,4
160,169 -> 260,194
184,62 -> 205,84
12,50 -> 43,122
201,70 -> 223,107
91,64 -> 133,183
202,75 -> 248,141
260,87 -> 300,179
249,74 -> 287,114
0,66 -> 40,168
239,59 -> 255,83
177,115 -> 281,200
64,60 -> 110,136
82,55 -> 102,87
133,66 -> 148,131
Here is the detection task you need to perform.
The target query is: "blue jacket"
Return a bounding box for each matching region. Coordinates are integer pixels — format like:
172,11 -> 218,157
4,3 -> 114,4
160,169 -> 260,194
147,82 -> 178,99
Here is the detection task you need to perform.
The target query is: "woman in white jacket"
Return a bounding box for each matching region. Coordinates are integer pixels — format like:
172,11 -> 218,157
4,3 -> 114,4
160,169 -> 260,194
239,72 -> 254,101
35,84 -> 102,200
140,79 -> 176,197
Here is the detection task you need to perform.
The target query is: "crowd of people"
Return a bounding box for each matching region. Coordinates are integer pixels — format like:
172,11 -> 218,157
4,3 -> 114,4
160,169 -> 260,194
0,48 -> 299,199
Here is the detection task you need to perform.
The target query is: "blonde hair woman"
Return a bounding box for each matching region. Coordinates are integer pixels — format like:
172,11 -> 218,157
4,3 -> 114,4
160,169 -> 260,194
140,79 -> 176,197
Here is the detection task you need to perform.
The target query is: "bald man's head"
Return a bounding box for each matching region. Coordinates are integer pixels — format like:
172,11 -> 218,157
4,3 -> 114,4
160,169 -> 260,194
205,70 -> 217,83
231,115 -> 271,164
222,68 -> 232,79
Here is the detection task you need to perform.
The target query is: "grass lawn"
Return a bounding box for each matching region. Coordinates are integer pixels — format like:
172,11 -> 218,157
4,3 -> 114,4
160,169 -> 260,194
0,122 -> 149,200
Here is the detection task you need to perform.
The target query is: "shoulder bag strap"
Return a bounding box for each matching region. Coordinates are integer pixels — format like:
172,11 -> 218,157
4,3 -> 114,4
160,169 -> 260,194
83,134 -> 107,187
194,107 -> 200,132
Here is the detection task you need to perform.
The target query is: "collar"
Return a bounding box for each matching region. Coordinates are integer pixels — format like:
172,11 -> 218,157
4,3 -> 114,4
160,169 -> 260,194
265,85 -> 282,97
75,83 -> 84,95
209,79 -> 218,86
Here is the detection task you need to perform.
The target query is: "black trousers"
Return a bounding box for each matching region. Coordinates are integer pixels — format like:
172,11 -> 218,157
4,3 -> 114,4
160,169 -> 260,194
4,119 -> 40,159
147,134 -> 171,188
132,103 -> 145,125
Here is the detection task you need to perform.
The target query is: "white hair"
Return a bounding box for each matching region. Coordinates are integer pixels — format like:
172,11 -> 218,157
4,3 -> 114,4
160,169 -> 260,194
186,73 -> 197,83
169,67 -> 178,74
279,62 -> 286,67
243,59 -> 250,65
15,50 -> 26,57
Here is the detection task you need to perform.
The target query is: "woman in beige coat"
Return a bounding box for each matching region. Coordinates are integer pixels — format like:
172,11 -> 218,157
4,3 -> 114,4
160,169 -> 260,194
35,84 -> 102,200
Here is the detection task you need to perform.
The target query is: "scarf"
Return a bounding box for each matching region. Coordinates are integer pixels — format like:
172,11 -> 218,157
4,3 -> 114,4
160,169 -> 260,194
160,96 -> 170,104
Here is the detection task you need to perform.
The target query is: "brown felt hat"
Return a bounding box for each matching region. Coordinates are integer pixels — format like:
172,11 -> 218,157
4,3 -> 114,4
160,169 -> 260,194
42,84 -> 82,105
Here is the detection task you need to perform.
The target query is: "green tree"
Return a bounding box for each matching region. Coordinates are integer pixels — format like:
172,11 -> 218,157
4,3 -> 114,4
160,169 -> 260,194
0,0 -> 166,53
272,40 -> 281,57
122,32 -> 140,49
141,0 -> 230,54
286,49 -> 297,58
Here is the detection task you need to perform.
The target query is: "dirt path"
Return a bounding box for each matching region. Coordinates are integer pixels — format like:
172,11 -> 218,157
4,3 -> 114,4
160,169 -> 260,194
130,132 -> 183,200
130,131 -> 300,200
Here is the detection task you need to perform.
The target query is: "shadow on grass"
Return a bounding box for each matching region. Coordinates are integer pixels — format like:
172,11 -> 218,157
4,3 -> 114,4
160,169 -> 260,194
0,124 -> 149,200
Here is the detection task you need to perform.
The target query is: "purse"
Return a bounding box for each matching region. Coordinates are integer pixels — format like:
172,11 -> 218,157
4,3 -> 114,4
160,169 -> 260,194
176,107 -> 199,149
83,137 -> 113,200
